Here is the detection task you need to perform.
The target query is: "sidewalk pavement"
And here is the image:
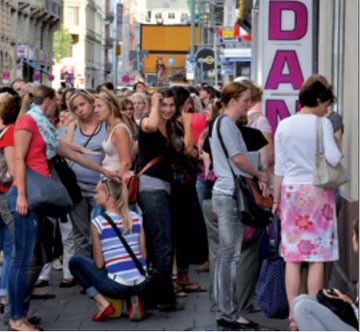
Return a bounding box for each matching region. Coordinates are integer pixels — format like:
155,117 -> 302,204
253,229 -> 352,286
0,265 -> 289,331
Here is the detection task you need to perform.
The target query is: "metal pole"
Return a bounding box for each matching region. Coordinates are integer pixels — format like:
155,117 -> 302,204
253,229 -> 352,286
213,28 -> 218,87
190,0 -> 195,57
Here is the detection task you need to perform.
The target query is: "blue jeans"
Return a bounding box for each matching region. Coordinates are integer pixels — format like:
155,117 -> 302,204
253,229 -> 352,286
69,256 -> 147,299
138,190 -> 175,305
0,217 -> 13,298
293,294 -> 357,331
212,193 -> 245,321
7,186 -> 38,320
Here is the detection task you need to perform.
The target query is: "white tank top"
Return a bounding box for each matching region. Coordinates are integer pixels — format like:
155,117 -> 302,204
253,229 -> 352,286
102,123 -> 132,172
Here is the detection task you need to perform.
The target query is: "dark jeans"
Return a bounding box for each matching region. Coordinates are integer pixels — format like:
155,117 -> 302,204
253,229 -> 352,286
69,256 -> 147,299
138,190 -> 175,306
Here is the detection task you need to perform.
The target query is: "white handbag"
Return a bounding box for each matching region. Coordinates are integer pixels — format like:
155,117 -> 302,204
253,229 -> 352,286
313,117 -> 350,188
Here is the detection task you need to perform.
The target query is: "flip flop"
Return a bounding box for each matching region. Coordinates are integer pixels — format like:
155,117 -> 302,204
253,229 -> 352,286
178,282 -> 207,293
175,283 -> 187,298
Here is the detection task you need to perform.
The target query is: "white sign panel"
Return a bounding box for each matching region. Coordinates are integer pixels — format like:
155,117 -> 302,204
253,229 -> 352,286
258,0 -> 314,133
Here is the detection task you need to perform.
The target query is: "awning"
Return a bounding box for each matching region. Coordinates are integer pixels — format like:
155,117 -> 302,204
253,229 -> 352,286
23,58 -> 49,74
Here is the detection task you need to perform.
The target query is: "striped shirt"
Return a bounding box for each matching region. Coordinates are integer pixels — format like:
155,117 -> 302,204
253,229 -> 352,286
91,211 -> 146,282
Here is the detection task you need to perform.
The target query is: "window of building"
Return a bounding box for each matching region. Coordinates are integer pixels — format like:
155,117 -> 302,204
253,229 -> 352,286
66,6 -> 79,26
155,13 -> 162,19
168,13 -> 175,19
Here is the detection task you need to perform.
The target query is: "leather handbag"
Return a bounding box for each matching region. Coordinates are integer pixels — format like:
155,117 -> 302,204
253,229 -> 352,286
26,166 -> 73,218
216,116 -> 273,228
256,215 -> 289,318
52,155 -> 82,204
316,289 -> 358,329
313,117 -> 350,188
125,155 -> 164,205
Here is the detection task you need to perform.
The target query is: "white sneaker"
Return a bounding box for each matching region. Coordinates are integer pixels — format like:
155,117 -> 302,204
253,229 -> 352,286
52,258 -> 63,270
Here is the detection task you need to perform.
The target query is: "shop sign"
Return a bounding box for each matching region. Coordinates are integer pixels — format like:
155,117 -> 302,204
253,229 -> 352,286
2,71 -> 11,85
258,0 -> 314,133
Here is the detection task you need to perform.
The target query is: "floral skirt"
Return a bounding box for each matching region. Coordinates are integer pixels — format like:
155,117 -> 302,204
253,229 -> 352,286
279,184 -> 339,262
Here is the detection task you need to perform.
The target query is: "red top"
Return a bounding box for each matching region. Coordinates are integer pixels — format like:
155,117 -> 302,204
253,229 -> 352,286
13,115 -> 50,187
0,125 -> 15,192
190,113 -> 207,145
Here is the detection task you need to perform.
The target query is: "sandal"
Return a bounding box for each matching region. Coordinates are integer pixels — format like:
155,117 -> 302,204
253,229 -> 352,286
288,318 -> 298,331
177,282 -> 207,293
174,284 -> 187,298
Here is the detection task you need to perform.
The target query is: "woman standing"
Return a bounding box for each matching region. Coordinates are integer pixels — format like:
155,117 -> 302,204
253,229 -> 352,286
0,91 -> 20,312
210,81 -> 268,330
94,90 -> 135,179
7,85 -> 113,331
170,86 -> 207,293
66,90 -> 107,257
131,93 -> 148,126
137,89 -> 187,311
272,75 -> 342,330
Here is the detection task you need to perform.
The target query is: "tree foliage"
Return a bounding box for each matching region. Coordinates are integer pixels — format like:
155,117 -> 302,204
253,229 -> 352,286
53,25 -> 72,62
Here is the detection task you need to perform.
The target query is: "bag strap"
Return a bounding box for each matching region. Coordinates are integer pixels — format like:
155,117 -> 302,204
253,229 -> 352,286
215,115 -> 237,179
315,117 -> 324,154
137,155 -> 164,177
101,212 -> 147,277
271,214 -> 281,257
83,123 -> 101,149
0,126 -> 10,140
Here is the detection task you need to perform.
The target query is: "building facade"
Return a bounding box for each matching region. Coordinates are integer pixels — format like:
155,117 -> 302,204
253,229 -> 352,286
1,0 -> 61,85
56,0 -> 106,89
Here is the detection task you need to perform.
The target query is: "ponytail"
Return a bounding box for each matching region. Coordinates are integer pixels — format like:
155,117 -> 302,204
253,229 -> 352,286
103,178 -> 132,232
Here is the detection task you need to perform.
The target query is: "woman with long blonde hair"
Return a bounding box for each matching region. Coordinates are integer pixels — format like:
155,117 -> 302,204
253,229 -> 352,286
94,90 -> 136,179
70,177 -> 147,322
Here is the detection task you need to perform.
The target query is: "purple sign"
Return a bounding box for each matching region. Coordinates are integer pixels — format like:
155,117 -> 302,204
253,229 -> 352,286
259,0 -> 313,133
33,72 -> 41,81
2,71 -> 10,80
48,74 -> 55,82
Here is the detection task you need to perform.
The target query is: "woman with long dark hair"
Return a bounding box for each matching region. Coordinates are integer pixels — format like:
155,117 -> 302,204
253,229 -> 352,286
137,88 -> 189,311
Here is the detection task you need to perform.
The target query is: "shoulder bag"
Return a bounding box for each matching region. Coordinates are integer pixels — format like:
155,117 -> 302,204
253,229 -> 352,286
52,155 -> 83,205
313,117 -> 350,188
26,166 -> 73,218
216,115 -> 273,228
256,214 -> 289,318
125,155 -> 164,205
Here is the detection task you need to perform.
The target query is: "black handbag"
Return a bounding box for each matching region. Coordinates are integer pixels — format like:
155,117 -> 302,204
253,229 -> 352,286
216,115 -> 272,228
316,289 -> 358,329
52,155 -> 82,204
26,166 -> 73,218
256,215 -> 289,318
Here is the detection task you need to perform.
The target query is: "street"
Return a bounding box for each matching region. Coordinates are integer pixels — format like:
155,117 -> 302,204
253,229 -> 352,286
0,265 -> 289,331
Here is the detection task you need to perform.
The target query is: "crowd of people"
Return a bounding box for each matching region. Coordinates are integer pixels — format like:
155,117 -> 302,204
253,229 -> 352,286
0,75 -> 357,331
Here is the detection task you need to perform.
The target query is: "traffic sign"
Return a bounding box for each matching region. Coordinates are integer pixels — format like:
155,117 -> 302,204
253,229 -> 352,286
195,48 -> 215,71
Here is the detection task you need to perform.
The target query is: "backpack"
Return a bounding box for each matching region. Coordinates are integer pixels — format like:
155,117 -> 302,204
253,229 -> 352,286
0,127 -> 13,185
